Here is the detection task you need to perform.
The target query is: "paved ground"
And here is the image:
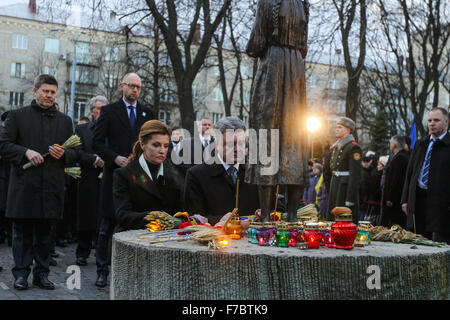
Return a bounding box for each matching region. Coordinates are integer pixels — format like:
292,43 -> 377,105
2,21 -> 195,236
0,241 -> 110,300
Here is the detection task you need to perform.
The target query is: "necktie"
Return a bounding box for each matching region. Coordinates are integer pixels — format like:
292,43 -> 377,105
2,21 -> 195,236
128,105 -> 136,129
420,139 -> 436,188
227,166 -> 237,185
204,139 -> 209,148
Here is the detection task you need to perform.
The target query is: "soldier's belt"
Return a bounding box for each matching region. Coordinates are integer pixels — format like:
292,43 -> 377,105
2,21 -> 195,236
332,171 -> 350,176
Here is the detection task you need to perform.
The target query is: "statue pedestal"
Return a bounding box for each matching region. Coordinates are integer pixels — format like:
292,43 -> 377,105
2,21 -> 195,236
111,230 -> 450,300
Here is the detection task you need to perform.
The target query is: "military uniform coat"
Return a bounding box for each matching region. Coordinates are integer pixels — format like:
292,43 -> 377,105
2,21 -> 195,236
401,132 -> 450,233
244,0 -> 310,186
75,121 -> 102,231
0,101 -> 77,219
92,99 -> 154,221
326,135 -> 362,223
113,158 -> 184,232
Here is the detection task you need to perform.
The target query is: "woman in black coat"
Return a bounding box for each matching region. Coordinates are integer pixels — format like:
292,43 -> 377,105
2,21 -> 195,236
113,120 -> 184,232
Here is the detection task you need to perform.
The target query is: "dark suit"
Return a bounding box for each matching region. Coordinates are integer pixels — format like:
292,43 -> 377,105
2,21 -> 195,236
113,158 -> 184,232
184,163 -> 260,225
401,132 -> 450,242
178,135 -> 214,177
74,121 -> 103,259
92,98 -> 154,276
382,149 -> 409,228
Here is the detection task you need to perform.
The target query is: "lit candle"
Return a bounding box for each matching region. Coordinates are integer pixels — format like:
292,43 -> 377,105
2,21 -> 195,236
304,222 -> 321,249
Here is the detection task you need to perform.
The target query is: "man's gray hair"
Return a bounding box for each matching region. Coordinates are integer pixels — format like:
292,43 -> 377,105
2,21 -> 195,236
89,95 -> 108,110
390,135 -> 406,150
214,116 -> 246,133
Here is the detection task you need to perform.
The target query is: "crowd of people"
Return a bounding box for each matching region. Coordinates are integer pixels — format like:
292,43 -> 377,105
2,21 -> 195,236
301,109 -> 450,247
0,72 -> 449,293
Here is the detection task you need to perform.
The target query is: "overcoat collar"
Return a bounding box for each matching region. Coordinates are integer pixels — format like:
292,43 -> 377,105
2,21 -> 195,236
207,163 -> 244,190
126,158 -> 164,200
113,99 -> 145,134
331,134 -> 355,150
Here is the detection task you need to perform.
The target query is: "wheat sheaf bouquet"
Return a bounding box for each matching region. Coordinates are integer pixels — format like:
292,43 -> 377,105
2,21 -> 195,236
23,135 -> 82,170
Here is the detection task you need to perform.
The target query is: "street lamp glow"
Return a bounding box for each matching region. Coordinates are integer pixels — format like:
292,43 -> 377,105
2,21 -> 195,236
307,117 -> 321,132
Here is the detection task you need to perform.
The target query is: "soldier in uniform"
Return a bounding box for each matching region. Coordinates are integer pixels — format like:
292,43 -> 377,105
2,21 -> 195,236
326,117 -> 362,223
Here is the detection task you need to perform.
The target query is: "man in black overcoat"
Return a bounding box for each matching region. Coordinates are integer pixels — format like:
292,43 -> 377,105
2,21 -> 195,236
401,108 -> 450,243
0,111 -> 11,246
382,135 -> 409,228
178,117 -> 214,177
0,74 -> 78,290
184,117 -> 259,225
92,73 -> 154,287
74,95 -> 108,266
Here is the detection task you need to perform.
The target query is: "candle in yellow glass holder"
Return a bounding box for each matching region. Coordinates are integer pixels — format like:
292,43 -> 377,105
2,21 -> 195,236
227,216 -> 243,240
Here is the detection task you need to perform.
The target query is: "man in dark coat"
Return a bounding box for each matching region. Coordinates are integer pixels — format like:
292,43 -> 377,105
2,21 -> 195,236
0,111 -> 11,246
92,73 -> 154,287
401,108 -> 450,243
0,74 -> 77,290
382,135 -> 409,228
178,117 -> 214,177
184,117 -> 259,225
74,95 -> 108,266
326,117 -> 362,223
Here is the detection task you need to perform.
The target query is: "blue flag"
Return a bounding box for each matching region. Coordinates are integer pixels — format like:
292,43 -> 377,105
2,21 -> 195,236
409,114 -> 417,149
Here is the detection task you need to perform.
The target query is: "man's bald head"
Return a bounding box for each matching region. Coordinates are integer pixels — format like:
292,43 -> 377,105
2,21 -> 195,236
122,73 -> 141,83
120,73 -> 142,104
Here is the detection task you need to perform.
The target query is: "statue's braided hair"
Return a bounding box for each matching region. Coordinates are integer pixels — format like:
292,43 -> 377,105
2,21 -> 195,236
272,0 -> 309,38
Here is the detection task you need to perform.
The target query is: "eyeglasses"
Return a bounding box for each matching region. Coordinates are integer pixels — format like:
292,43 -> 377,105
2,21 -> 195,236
123,83 -> 141,90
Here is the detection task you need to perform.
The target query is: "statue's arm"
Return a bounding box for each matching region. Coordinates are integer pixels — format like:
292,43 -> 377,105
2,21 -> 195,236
246,0 -> 271,58
300,0 -> 309,59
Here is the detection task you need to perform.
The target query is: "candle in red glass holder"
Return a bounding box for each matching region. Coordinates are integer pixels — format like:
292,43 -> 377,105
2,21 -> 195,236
304,223 -> 321,249
288,223 -> 299,247
324,229 -> 335,248
331,214 -> 357,250
256,227 -> 270,246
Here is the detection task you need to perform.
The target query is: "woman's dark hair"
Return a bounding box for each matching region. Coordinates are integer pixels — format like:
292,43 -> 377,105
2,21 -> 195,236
128,120 -> 172,162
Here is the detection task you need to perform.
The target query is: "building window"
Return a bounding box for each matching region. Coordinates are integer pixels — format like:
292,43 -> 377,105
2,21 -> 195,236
44,66 -> 58,79
75,42 -> 90,64
329,78 -> 339,90
105,73 -> 118,88
12,34 -> 28,50
243,90 -> 250,106
74,101 -> 87,121
212,112 -> 222,124
45,38 -> 59,53
160,82 -> 175,103
240,65 -> 250,80
192,85 -> 199,99
337,100 -> 346,114
9,92 -> 24,106
105,47 -> 119,62
427,91 -> 434,103
133,51 -> 148,65
213,87 -> 223,102
74,66 -> 98,85
159,109 -> 172,124
308,75 -> 317,88
11,62 -> 26,78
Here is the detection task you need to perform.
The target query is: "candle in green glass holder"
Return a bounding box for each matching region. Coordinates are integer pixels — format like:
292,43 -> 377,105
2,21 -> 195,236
276,223 -> 290,247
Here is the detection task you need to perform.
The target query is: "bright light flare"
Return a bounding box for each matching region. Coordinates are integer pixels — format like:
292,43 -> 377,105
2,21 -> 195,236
307,117 -> 321,132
